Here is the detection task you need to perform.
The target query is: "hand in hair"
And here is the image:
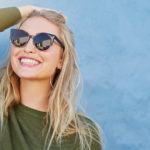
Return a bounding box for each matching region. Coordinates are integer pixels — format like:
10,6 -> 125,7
18,5 -> 67,21
17,5 -> 43,18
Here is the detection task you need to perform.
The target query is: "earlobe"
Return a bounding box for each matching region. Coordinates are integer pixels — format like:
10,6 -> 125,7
57,59 -> 63,69
57,65 -> 62,69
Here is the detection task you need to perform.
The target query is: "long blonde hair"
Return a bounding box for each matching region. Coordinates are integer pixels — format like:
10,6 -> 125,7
0,10 -> 102,150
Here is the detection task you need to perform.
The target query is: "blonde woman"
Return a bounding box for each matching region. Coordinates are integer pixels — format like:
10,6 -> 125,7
0,6 -> 103,150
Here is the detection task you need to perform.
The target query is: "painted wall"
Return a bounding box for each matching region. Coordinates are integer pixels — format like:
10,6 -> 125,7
0,0 -> 150,150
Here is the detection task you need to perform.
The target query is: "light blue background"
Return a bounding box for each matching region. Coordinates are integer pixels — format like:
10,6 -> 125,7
0,0 -> 150,150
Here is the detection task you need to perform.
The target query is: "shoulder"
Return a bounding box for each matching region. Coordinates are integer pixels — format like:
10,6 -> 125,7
77,113 -> 103,150
77,113 -> 100,131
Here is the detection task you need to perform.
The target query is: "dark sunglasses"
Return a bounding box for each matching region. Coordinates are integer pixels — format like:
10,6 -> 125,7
10,29 -> 65,51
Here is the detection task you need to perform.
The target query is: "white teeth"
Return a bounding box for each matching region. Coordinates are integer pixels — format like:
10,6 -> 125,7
20,58 -> 40,65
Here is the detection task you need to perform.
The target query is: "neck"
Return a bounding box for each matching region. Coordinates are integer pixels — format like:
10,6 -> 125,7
20,78 -> 51,112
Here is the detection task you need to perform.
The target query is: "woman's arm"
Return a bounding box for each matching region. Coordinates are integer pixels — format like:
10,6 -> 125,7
0,7 -> 21,32
0,5 -> 41,32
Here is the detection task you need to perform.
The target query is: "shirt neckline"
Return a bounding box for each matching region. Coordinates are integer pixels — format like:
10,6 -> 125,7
14,103 -> 47,119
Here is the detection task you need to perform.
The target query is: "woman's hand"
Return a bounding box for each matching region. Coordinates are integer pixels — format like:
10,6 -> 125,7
17,5 -> 42,18
18,5 -> 67,21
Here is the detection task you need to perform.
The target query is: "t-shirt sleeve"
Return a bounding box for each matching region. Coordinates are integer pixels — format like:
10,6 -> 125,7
89,119 -> 103,150
79,115 -> 103,150
90,123 -> 103,150
0,7 -> 21,32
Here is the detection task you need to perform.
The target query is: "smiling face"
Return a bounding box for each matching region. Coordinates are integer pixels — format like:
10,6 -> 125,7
10,16 -> 63,81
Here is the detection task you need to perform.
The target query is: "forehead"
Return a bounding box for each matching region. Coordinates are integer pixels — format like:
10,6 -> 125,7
19,16 -> 60,37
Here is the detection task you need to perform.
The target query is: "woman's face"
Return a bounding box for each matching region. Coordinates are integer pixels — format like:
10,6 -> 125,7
10,17 -> 63,80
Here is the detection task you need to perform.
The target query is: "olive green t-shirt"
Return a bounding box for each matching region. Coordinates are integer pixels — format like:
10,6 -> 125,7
0,104 -> 101,150
0,7 -> 21,31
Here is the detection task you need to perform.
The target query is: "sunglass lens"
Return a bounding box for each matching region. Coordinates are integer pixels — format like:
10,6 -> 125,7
10,29 -> 29,47
34,33 -> 52,50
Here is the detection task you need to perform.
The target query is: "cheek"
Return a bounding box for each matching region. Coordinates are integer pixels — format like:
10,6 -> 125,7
10,48 -> 16,66
10,46 -> 19,59
42,49 -> 60,72
10,47 -> 20,71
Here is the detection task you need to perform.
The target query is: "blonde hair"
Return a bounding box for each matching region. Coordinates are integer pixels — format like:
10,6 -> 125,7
0,10 -> 102,150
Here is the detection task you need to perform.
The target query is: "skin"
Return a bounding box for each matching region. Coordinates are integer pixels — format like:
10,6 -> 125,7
10,17 -> 63,112
18,5 -> 42,18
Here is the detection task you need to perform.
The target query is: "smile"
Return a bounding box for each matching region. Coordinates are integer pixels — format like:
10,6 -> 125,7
19,58 -> 41,67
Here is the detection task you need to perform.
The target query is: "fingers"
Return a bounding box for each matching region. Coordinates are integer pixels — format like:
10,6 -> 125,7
18,5 -> 67,22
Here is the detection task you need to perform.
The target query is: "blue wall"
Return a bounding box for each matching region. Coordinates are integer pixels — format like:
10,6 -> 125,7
1,0 -> 150,150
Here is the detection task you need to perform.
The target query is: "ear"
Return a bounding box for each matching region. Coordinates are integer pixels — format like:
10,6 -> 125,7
57,58 -> 63,69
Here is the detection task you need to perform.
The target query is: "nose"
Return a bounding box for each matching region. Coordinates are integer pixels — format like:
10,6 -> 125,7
23,38 -> 36,53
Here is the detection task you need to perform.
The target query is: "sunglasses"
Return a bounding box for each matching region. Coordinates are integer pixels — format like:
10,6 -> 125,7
10,29 -> 65,51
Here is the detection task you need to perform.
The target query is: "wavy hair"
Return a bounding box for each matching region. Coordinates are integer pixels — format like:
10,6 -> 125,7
0,9 -> 102,150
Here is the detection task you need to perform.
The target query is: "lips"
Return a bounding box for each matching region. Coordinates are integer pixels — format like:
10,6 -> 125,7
18,56 -> 42,67
18,56 -> 42,63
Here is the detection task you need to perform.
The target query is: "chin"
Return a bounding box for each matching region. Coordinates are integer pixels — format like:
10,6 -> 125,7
16,72 -> 40,80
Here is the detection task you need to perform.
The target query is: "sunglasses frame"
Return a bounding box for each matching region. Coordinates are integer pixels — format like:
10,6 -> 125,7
10,29 -> 65,51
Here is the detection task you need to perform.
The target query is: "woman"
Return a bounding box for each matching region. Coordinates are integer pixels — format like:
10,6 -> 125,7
0,6 -> 102,150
